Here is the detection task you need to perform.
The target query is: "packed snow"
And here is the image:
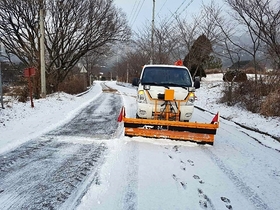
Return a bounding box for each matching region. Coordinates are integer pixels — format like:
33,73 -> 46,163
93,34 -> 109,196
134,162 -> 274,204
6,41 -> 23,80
1,73 -> 280,210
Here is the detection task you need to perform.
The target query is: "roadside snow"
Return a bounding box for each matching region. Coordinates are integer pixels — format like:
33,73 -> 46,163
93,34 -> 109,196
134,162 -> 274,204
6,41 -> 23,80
0,83 -> 102,154
195,74 -> 280,145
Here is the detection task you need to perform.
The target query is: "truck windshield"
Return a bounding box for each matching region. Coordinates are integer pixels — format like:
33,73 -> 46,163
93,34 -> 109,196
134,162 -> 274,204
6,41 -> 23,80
141,66 -> 192,87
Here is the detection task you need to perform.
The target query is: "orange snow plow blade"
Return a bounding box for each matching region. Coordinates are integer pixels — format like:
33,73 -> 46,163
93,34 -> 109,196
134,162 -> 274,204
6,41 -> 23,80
118,108 -> 219,145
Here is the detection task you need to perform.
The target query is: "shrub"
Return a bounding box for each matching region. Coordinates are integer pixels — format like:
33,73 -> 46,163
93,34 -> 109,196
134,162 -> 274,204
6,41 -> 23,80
223,70 -> 247,82
2,85 -> 9,94
58,75 -> 86,94
16,86 -> 29,102
260,89 -> 280,116
220,74 -> 280,116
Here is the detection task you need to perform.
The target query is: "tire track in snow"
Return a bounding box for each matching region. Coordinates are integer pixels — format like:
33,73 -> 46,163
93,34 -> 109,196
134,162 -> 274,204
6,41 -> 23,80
48,92 -> 122,139
0,90 -> 122,209
0,139 -> 107,210
202,147 -> 273,210
123,141 -> 139,210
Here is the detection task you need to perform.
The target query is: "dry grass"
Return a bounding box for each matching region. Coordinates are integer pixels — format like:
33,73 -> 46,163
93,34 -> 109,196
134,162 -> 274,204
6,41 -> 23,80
3,74 -> 87,103
4,85 -> 29,102
260,89 -> 280,117
220,74 -> 280,116
58,75 -> 87,94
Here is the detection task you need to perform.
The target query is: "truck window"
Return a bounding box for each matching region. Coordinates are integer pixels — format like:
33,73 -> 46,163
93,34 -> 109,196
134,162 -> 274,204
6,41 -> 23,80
141,67 -> 192,87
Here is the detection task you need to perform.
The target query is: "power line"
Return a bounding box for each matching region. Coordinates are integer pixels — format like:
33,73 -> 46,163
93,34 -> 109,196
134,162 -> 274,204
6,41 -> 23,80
178,0 -> 195,17
165,0 -> 195,27
130,0 -> 146,28
173,0 -> 189,17
155,0 -> 189,27
157,0 -> 168,17
128,0 -> 139,24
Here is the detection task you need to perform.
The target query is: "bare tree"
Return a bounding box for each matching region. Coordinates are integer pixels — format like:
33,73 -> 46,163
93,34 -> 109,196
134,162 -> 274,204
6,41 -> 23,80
153,20 -> 180,63
201,2 -> 239,66
111,42 -> 149,83
201,2 -> 247,105
199,1 -> 225,46
133,19 -> 180,65
176,16 -> 200,59
79,50 -> 112,85
217,0 -> 280,109
176,2 -> 225,70
203,0 -> 280,113
0,0 -> 130,94
132,27 -> 152,64
225,0 -> 280,69
114,18 -> 182,83
0,0 -> 40,65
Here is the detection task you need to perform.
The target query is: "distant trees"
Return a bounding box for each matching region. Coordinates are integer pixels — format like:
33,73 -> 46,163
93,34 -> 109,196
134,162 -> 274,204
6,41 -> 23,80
114,19 -> 183,83
132,19 -> 181,65
0,0 -> 130,94
112,48 -> 149,83
114,1 -> 226,82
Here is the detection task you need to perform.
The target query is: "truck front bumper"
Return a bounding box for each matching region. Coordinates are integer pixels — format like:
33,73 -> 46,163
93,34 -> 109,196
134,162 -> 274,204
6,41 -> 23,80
137,103 -> 194,121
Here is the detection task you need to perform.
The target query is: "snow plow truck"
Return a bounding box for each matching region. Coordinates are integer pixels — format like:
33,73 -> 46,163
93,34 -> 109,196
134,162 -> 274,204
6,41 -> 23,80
118,61 -> 219,145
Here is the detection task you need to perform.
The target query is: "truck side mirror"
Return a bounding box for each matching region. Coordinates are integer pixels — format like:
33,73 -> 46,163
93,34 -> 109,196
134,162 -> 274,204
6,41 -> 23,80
194,77 -> 200,89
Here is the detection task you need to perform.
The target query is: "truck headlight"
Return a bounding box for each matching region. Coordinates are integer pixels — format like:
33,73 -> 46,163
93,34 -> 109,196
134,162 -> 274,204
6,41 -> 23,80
138,90 -> 147,103
186,92 -> 195,105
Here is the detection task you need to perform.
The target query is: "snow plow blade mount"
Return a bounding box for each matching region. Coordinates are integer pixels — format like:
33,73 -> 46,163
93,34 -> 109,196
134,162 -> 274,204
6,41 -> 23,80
122,115 -> 219,145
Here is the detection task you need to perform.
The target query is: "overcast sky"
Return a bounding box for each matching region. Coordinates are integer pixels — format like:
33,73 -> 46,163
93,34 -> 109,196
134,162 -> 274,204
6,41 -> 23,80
114,0 -> 225,31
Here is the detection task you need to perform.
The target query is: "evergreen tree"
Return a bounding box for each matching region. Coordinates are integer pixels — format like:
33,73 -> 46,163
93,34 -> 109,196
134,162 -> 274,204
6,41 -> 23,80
183,34 -> 213,78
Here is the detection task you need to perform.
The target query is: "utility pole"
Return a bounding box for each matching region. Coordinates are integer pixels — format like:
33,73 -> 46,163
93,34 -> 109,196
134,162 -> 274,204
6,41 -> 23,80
150,0 -> 155,64
0,58 -> 3,109
126,63 -> 129,83
40,3 -> 46,98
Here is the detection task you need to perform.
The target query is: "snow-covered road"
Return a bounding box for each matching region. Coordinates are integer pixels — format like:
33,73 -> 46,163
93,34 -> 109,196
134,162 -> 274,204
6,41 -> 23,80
0,80 -> 279,210
77,82 -> 280,210
0,84 -> 122,209
79,82 -> 279,210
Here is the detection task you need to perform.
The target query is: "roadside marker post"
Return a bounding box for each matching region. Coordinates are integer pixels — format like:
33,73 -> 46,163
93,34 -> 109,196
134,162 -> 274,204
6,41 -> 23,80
24,67 -> 36,108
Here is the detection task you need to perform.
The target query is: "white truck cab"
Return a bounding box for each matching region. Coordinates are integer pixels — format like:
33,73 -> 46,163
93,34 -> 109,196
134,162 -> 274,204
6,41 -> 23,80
135,64 -> 200,121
